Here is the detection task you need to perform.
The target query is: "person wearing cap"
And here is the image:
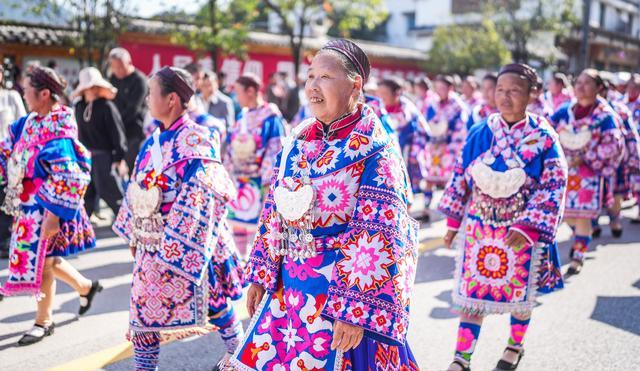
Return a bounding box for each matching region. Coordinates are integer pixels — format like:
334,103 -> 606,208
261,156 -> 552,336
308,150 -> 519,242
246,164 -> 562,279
113,66 -> 246,370
439,63 -> 568,371
233,39 -> 419,370
108,47 -> 149,175
377,76 -> 431,219
0,66 -> 101,345
549,69 -> 624,275
424,74 -> 469,215
224,73 -> 286,260
544,72 -> 573,111
467,73 -> 499,129
73,67 -> 128,220
526,76 -> 554,119
591,77 -> 640,239
0,64 -> 27,260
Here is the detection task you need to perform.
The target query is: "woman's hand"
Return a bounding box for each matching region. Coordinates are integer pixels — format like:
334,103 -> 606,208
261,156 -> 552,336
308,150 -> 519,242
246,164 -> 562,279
331,320 -> 364,352
129,244 -> 136,258
41,212 -> 60,239
247,283 -> 266,318
505,230 -> 528,248
113,160 -> 129,178
570,156 -> 584,168
443,230 -> 457,249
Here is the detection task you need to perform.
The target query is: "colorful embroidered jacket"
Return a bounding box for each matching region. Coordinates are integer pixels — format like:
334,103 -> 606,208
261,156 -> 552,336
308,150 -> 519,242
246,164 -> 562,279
625,94 -> 640,133
0,106 -> 95,296
385,96 -> 431,193
544,90 -> 573,111
424,93 -> 468,185
527,96 -> 554,119
245,103 -> 418,345
467,103 -> 499,129
438,114 -> 568,310
609,99 -> 640,196
113,115 -> 238,335
550,98 -> 625,179
224,103 -> 286,225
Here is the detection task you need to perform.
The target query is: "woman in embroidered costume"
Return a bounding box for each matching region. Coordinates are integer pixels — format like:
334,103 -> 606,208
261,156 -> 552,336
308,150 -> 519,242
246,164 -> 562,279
591,78 -> 640,238
233,39 -> 419,370
224,74 -> 286,259
113,67 -> 246,370
466,74 -> 499,129
438,64 -> 568,371
0,67 -> 100,346
377,77 -> 431,218
526,76 -> 554,119
544,72 -> 574,111
549,69 -> 625,275
424,74 -> 469,213
460,76 -> 482,113
413,76 -> 437,115
624,74 -> 640,223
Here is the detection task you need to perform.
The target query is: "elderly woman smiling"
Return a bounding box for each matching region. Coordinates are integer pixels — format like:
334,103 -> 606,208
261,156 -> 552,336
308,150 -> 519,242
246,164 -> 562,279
438,64 -> 568,371
232,39 -> 419,370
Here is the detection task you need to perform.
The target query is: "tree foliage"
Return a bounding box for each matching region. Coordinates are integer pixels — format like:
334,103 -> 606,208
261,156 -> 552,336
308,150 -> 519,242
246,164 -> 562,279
487,0 -> 578,64
426,19 -> 511,75
263,0 -> 388,77
170,0 -> 260,71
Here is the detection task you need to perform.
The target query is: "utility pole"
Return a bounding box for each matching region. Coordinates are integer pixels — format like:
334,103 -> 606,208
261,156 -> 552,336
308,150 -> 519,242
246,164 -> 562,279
579,0 -> 592,71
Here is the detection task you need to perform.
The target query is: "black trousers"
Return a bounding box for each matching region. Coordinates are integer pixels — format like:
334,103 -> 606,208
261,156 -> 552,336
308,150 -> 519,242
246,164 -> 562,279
124,135 -> 143,177
85,150 -> 124,217
0,189 -> 12,255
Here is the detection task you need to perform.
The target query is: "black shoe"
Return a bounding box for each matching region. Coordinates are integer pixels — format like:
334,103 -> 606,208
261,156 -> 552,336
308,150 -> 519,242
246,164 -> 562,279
494,346 -> 524,370
418,211 -> 431,222
565,260 -> 583,276
611,227 -> 623,238
446,359 -> 471,371
79,280 -> 103,315
0,294 -> 3,302
630,218 -> 640,224
0,248 -> 9,259
17,322 -> 55,346
592,227 -> 602,238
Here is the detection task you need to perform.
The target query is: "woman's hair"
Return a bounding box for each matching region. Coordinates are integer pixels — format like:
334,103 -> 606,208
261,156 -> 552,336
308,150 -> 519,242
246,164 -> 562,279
236,73 -> 262,91
483,73 -> 498,85
414,76 -> 433,90
379,77 -> 405,94
552,72 -> 570,88
463,75 -> 479,89
317,49 -> 361,81
156,67 -> 194,109
434,74 -> 454,87
26,66 -> 67,102
582,68 -> 605,88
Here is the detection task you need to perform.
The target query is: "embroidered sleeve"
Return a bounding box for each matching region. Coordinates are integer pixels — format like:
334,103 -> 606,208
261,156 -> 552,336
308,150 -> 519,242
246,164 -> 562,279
513,141 -> 568,244
322,148 -> 418,346
0,116 -> 28,186
584,114 -> 625,177
155,161 -> 231,285
35,139 -> 91,220
405,114 -> 430,192
438,147 -> 471,223
622,115 -> 640,174
259,115 -> 286,187
245,168 -> 282,293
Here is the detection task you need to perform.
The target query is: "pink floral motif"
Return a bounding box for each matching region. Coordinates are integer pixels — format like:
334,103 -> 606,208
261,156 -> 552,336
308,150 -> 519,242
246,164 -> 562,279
345,301 -> 370,325
456,327 -> 476,352
336,230 -> 394,292
510,324 -> 529,344
9,249 -> 31,276
371,308 -> 392,333
181,250 -> 204,274
356,199 -> 379,222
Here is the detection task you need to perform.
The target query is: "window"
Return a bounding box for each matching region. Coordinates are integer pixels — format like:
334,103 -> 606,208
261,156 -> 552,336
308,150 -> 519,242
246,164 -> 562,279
404,12 -> 416,31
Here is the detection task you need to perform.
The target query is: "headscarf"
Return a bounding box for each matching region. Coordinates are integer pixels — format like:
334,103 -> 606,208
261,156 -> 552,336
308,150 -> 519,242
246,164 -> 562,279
498,63 -> 539,89
156,66 -> 195,103
321,39 -> 371,81
28,66 -> 66,97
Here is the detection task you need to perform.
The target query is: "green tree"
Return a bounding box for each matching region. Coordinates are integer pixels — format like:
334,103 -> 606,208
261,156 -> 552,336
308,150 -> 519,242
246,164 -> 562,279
23,0 -> 132,71
263,0 -> 388,78
170,0 -> 259,72
487,0 -> 578,64
426,19 -> 511,75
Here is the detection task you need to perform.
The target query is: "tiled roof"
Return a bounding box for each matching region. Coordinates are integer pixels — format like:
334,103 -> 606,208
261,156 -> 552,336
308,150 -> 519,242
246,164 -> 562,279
0,22 -> 78,46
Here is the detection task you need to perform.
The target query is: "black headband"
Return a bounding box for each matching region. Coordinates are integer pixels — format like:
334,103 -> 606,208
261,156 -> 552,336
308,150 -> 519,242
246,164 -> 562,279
321,39 -> 371,81
156,67 -> 195,103
498,63 -> 539,88
29,66 -> 66,96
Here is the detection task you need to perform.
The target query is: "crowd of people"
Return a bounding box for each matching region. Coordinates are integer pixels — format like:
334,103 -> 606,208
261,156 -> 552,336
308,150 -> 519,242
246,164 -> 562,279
0,38 -> 638,371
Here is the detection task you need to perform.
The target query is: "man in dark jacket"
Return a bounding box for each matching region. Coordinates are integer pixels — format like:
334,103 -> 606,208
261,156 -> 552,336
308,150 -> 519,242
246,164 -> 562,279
108,48 -> 148,174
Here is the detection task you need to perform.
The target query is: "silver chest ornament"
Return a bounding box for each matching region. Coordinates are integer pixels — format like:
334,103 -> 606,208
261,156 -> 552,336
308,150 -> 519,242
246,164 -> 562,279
558,126 -> 591,151
1,157 -> 26,216
429,119 -> 449,138
231,112 -> 257,162
272,121 -> 317,259
129,130 -> 164,252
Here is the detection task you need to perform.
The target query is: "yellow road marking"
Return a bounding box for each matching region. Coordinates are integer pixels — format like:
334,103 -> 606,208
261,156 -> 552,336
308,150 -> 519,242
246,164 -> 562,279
419,238 -> 444,252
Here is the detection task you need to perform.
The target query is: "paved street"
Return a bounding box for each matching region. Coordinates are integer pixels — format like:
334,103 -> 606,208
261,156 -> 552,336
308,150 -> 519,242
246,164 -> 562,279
1,201 -> 639,371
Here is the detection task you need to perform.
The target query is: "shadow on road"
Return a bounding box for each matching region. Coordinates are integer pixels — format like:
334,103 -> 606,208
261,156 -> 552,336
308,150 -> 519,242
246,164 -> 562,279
0,317 -> 78,351
591,296 -> 640,336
